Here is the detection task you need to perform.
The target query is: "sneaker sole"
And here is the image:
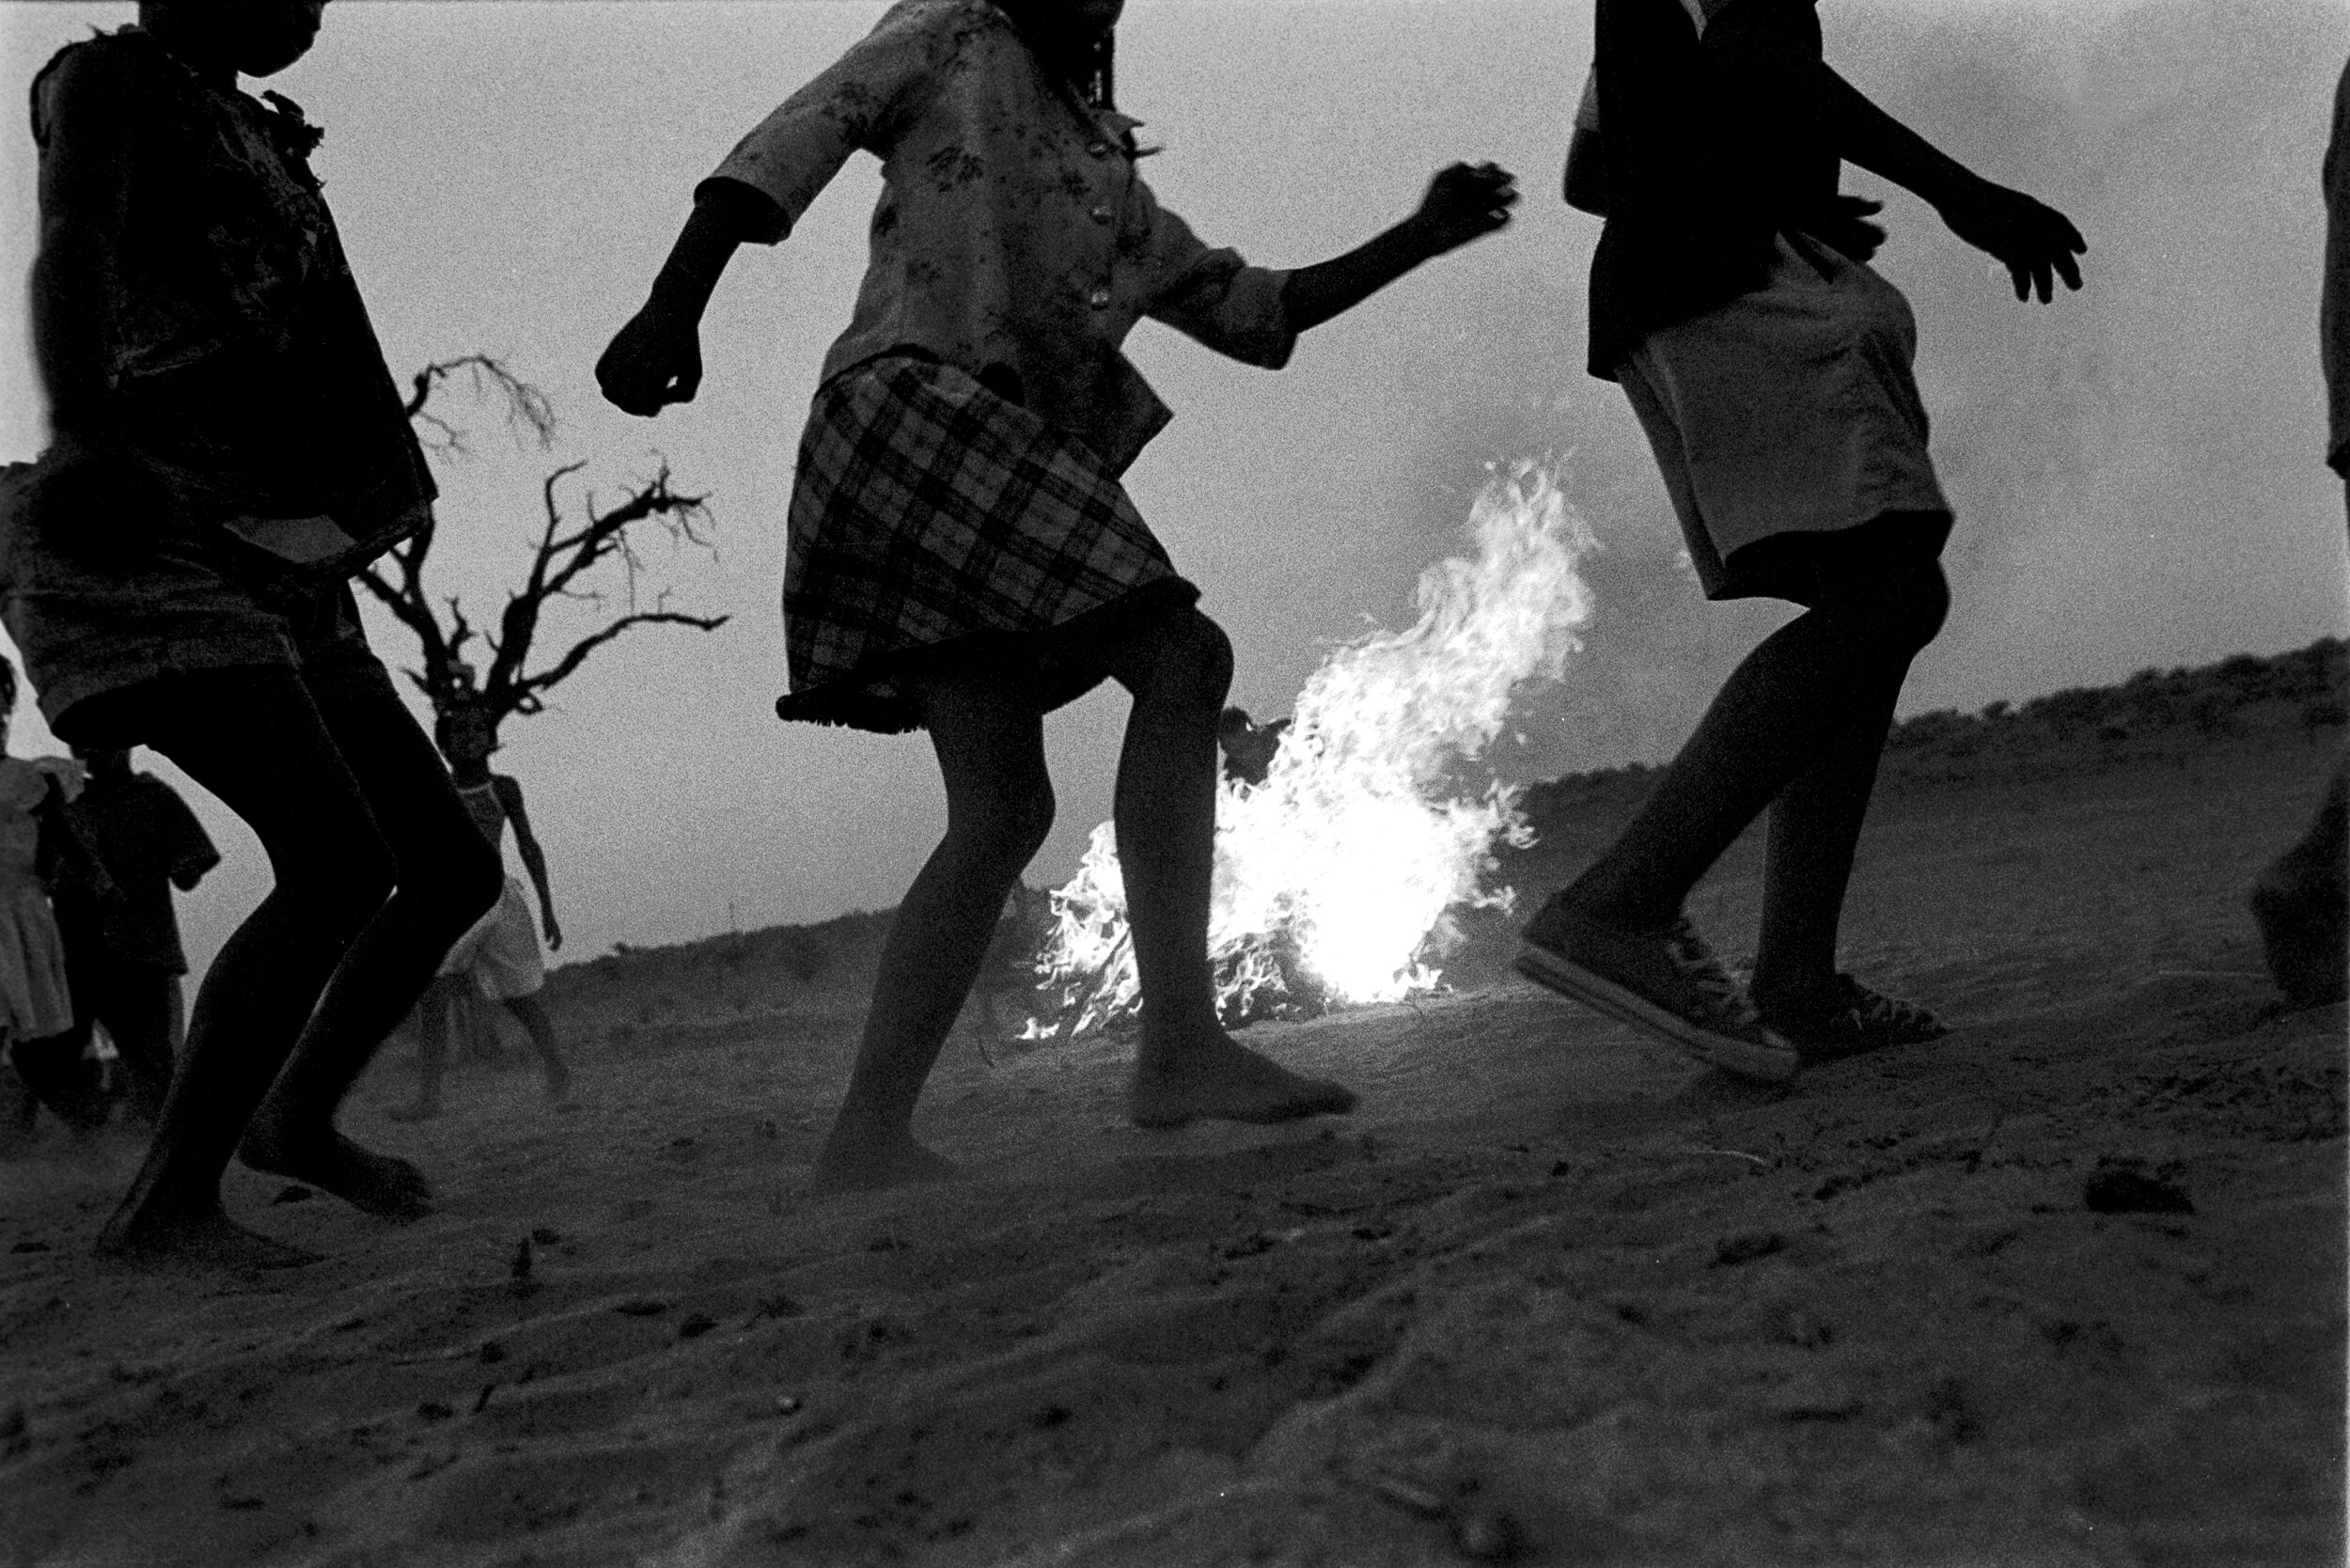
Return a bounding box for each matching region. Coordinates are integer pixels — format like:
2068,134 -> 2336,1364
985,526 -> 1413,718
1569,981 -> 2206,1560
1515,942 -> 1799,1083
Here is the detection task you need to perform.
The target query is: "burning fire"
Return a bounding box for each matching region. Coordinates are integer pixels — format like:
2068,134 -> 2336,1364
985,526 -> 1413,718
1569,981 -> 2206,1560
1027,463 -> 1598,1039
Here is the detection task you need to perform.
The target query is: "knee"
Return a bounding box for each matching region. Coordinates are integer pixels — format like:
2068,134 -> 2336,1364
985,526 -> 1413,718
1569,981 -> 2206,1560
949,772 -> 1056,872
428,837 -> 505,931
378,827 -> 501,945
1835,562 -> 1949,659
1158,609 -> 1235,705
1881,564 -> 1950,654
283,837 -> 400,945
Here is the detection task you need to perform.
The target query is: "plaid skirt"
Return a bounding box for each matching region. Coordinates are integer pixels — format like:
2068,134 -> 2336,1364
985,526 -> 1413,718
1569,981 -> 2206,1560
776,353 -> 1198,733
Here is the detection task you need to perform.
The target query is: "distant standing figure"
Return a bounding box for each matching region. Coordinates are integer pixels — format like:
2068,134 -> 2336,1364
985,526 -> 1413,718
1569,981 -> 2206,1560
0,656 -> 108,1137
2248,56 -> 2350,1011
388,700 -> 572,1120
1518,0 -> 2086,1080
47,745 -> 220,1125
1216,706 -> 1289,788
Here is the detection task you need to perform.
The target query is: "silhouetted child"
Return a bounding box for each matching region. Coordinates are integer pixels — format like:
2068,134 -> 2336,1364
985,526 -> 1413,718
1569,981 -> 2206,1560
1519,0 -> 2086,1079
600,0 -> 1518,1188
0,656 -> 109,1139
47,745 -> 221,1126
8,0 -> 501,1266
2248,56 -> 2350,1011
388,700 -> 573,1120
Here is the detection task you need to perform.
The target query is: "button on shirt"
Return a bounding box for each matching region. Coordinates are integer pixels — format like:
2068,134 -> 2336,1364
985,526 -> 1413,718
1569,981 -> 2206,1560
702,0 -> 1295,476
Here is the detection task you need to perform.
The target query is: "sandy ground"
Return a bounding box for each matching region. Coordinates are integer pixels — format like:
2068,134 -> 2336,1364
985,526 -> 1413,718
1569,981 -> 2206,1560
2,741 -> 2342,1567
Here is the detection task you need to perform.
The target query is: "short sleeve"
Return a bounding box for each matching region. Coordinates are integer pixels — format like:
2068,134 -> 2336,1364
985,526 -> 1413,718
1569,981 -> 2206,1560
698,0 -> 947,243
1133,194 -> 1294,370
144,781 -> 221,886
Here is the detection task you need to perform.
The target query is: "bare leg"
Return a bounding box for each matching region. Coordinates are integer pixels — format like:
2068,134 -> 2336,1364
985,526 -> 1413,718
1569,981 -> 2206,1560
96,665 -> 497,1266
2250,757 -> 2349,1010
812,670 -> 1055,1193
1094,607 -> 1356,1129
75,959 -> 181,1128
9,1031 -> 109,1134
1558,522 -> 1947,1008
385,977 -> 462,1122
502,992 -> 573,1104
236,669 -> 501,1215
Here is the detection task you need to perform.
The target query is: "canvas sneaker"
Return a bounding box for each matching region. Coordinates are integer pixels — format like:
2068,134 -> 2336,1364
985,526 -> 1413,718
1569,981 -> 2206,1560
1758,974 -> 1949,1064
1515,898 -> 1797,1083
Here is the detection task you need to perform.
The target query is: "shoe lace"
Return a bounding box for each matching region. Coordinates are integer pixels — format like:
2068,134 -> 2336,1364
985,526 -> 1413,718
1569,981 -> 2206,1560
1837,976 -> 1940,1034
1664,918 -> 1761,1024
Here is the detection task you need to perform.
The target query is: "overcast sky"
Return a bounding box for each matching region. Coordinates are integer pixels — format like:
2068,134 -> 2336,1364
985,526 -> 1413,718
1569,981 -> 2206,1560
3,0 -> 2346,981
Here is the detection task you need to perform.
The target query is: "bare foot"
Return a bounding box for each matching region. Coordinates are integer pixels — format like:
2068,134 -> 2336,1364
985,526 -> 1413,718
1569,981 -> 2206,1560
1128,1031 -> 1358,1130
239,1125 -> 436,1221
810,1127 -> 961,1195
384,1101 -> 442,1124
95,1204 -> 321,1272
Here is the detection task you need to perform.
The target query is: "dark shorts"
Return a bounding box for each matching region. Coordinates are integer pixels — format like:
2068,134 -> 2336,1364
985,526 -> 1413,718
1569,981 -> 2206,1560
776,354 -> 1198,734
0,463 -> 393,742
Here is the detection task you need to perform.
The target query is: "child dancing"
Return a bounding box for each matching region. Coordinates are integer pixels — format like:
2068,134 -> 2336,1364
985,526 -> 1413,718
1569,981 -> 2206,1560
600,0 -> 1517,1188
11,0 -> 501,1264
1520,0 -> 2087,1080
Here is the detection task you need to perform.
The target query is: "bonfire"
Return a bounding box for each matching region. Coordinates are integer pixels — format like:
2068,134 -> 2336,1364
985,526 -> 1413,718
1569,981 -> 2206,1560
1028,463 -> 1599,1038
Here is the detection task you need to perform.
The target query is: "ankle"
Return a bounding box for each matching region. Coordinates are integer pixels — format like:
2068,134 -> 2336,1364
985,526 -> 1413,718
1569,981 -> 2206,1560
1553,877 -> 1679,934
1750,970 -> 1836,1015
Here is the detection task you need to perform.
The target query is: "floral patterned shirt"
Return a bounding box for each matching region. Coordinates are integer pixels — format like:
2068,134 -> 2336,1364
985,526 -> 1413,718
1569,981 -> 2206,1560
705,0 -> 1295,475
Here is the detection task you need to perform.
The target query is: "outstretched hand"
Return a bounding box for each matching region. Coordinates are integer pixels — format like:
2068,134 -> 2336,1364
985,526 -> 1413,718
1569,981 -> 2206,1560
596,304 -> 702,417
1938,178 -> 2086,303
1410,162 -> 1519,257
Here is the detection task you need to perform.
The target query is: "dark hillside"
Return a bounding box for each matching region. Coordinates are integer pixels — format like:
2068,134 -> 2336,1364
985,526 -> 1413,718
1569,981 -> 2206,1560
539,637 -> 2346,1053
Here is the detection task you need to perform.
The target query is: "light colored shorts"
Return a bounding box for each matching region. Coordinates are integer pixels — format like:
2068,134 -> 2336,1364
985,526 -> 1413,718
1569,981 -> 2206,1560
1617,233 -> 1952,602
438,875 -> 543,1001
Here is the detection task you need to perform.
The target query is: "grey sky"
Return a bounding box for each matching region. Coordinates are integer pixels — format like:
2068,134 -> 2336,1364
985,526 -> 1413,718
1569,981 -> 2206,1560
3,0 -> 2345,980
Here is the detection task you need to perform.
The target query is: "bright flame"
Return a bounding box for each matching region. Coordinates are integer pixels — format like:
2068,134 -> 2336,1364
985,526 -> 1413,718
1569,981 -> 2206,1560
1026,463 -> 1598,1039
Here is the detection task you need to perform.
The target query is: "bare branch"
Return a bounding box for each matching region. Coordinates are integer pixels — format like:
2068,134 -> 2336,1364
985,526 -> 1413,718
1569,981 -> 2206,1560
405,353 -> 557,456
510,609 -> 733,713
367,357 -> 727,751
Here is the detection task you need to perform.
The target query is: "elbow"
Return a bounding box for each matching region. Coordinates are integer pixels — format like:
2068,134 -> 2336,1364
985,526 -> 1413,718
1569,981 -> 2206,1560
690,177 -> 790,245
1562,169 -> 1608,217
1562,126 -> 1608,217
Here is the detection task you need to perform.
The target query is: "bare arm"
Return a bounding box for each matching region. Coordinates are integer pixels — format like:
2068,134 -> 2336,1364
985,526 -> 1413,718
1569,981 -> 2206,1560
1281,164 -> 1519,335
30,52 -> 135,442
1817,66 -> 2085,301
596,180 -> 783,416
494,774 -> 561,950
